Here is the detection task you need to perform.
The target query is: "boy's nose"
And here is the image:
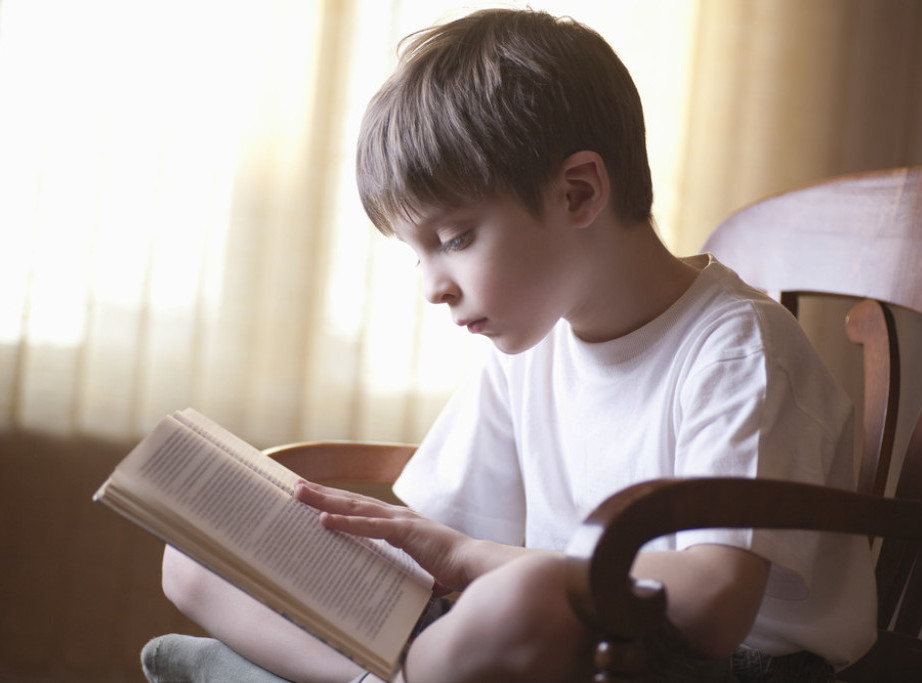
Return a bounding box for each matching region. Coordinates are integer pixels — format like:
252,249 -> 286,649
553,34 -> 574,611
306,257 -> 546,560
422,263 -> 460,305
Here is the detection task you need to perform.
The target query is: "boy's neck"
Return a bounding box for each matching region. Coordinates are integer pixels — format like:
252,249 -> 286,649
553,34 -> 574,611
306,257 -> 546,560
565,218 -> 700,343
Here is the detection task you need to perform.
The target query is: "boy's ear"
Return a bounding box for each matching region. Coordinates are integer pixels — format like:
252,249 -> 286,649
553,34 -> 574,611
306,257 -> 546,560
560,150 -> 610,228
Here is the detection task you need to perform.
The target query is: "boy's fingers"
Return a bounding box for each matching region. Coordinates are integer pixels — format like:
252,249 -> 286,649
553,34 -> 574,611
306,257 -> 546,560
294,480 -> 396,518
319,512 -> 407,542
295,479 -> 364,502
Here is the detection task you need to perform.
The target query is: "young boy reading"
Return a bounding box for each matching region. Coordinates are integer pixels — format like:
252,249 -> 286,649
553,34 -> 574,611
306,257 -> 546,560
147,8 -> 877,682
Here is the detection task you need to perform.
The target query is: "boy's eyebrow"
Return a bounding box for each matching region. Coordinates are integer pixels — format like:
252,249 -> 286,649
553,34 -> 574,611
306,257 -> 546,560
391,209 -> 448,243
418,203 -> 481,229
414,207 -> 454,228
403,208 -> 457,235
397,202 -> 481,239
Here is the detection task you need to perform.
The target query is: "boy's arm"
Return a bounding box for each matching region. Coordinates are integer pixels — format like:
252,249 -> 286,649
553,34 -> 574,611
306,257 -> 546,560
298,482 -> 771,661
631,545 -> 770,658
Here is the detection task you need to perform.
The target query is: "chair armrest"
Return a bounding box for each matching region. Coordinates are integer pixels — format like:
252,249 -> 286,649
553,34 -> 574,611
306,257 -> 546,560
565,477 -> 922,639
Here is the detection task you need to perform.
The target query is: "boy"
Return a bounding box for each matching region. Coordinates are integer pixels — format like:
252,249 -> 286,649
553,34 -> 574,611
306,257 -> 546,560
150,8 -> 876,682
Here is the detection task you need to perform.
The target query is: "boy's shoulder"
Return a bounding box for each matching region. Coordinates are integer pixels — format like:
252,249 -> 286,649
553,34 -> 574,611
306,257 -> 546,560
662,255 -> 816,367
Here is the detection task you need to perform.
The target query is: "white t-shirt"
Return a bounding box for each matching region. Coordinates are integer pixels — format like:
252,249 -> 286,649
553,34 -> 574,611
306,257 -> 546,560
394,254 -> 877,668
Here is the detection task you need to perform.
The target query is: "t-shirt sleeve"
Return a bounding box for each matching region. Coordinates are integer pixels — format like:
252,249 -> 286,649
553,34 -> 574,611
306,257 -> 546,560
670,304 -> 855,600
393,350 -> 526,545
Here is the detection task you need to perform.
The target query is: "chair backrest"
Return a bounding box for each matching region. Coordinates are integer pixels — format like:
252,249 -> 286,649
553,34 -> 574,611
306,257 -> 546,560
700,167 -> 922,314
702,166 -> 922,653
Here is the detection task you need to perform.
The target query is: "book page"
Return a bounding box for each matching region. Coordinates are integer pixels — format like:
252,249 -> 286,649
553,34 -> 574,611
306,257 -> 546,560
99,415 -> 433,675
168,408 -> 429,582
171,408 -> 300,494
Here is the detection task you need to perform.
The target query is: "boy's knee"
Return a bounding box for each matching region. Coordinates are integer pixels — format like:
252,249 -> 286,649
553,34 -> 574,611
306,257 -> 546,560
493,555 -> 595,678
426,554 -> 596,682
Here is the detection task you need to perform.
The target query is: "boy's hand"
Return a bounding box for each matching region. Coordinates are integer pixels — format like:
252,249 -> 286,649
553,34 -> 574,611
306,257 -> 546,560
293,481 -> 485,592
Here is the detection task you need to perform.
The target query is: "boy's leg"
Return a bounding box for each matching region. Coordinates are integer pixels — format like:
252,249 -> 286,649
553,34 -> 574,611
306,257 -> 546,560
398,553 -> 734,683
402,552 -> 597,683
160,546 -> 365,683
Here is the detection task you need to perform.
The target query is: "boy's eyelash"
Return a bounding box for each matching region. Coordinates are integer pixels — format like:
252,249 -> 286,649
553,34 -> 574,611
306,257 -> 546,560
439,231 -> 472,252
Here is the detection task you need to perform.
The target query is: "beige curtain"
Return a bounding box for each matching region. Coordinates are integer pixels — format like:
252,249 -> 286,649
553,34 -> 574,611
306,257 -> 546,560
1,0 -> 920,449
673,0 -> 922,254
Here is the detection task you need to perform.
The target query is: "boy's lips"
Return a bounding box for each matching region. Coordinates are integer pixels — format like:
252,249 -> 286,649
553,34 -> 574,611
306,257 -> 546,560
457,317 -> 488,333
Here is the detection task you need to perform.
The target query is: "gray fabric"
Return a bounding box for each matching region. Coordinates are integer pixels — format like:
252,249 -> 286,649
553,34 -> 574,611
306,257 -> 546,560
138,597 -> 452,682
141,634 -> 294,683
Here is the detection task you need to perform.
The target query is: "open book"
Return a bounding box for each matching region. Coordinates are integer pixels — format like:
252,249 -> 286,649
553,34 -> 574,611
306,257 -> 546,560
93,408 -> 434,681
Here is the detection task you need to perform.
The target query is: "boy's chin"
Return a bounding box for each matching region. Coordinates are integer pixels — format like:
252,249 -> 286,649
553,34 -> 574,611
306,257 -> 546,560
489,330 -> 549,356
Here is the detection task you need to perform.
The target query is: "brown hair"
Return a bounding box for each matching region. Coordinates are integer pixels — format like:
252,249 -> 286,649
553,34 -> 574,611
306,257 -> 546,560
356,8 -> 653,234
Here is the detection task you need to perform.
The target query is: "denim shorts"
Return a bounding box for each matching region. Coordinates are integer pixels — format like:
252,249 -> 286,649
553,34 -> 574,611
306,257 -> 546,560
728,645 -> 835,682
637,640 -> 834,682
603,616 -> 835,683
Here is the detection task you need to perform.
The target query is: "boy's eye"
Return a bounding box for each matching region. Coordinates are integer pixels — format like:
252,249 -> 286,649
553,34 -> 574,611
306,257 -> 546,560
439,230 -> 472,252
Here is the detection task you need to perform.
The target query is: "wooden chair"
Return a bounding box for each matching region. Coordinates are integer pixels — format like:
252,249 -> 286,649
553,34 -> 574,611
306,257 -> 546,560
264,167 -> 922,681
566,167 -> 922,681
263,440 -> 415,505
